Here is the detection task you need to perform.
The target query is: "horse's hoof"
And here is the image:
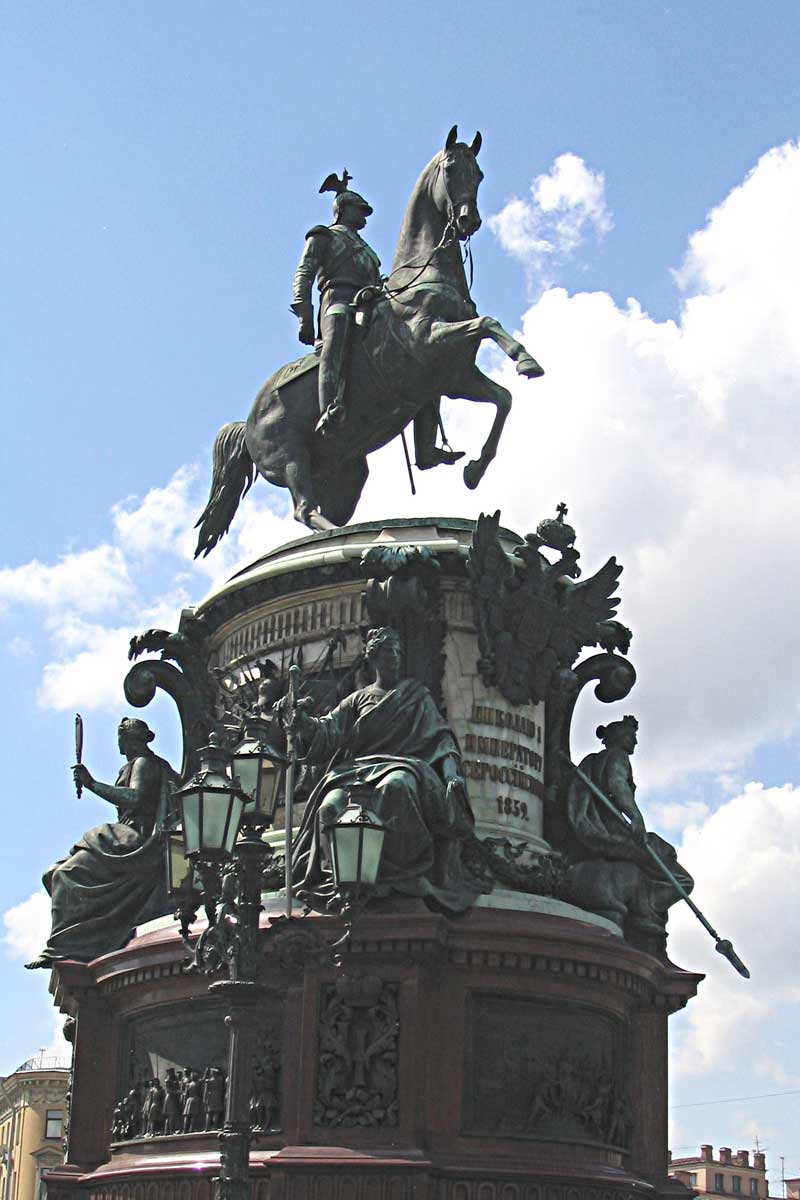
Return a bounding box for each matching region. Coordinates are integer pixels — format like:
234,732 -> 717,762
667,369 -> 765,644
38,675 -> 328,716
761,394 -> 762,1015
516,355 -> 544,378
305,508 -> 338,532
463,460 -> 482,490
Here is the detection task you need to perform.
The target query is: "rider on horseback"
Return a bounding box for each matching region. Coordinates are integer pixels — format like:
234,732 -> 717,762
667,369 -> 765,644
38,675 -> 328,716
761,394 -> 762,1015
291,171 -> 382,437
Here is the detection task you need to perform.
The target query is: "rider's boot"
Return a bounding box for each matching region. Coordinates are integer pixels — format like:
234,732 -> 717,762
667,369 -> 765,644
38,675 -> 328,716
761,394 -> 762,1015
315,311 -> 349,437
416,446 -> 465,469
413,400 -> 464,469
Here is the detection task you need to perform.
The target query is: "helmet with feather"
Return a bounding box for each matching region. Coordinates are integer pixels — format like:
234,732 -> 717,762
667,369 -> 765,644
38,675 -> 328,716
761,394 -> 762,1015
319,169 -> 373,219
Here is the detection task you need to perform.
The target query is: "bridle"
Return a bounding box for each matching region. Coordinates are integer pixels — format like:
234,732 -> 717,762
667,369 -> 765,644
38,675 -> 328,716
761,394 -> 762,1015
378,152 -> 479,302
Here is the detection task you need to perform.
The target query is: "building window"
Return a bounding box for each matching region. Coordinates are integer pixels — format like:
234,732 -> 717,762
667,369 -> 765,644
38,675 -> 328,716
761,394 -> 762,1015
690,1175 -> 698,1187
750,1183 -> 759,1196
733,1178 -> 742,1193
715,1175 -> 726,1192
45,1111 -> 63,1140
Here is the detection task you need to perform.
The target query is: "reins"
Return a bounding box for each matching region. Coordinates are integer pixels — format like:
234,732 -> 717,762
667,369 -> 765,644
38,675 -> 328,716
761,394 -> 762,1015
380,154 -> 477,301
463,235 -> 474,291
381,220 -> 458,300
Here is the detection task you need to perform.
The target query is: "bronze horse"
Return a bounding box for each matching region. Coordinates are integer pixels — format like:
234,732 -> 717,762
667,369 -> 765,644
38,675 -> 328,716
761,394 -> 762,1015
195,126 -> 543,556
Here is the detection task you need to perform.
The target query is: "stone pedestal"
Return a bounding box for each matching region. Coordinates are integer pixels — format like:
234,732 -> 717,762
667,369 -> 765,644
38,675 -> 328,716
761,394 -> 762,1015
45,907 -> 700,1200
47,516 -> 698,1200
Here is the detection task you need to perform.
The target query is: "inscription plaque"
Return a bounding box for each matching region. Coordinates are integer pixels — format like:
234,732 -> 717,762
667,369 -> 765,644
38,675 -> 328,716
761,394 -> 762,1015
443,623 -> 547,848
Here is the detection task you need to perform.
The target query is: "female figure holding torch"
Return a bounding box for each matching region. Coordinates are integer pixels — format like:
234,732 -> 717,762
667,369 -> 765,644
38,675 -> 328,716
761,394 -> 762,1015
26,717 -> 178,968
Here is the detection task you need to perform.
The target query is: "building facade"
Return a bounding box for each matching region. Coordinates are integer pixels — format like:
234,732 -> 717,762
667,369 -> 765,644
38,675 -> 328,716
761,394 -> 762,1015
0,1056 -> 70,1200
671,1146 -> 769,1198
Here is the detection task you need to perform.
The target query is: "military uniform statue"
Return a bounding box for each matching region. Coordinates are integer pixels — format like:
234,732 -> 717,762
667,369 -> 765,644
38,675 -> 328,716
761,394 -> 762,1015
291,170 -> 382,436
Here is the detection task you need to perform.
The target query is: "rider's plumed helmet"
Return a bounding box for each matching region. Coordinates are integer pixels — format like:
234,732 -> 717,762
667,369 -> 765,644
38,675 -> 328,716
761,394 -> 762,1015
333,189 -> 373,220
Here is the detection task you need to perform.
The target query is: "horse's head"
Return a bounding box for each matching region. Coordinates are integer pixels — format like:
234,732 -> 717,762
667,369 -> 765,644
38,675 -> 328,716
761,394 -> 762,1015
433,124 -> 484,240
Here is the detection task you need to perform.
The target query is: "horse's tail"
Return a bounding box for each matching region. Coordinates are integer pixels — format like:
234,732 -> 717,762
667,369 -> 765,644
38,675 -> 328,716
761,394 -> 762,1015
194,421 -> 256,557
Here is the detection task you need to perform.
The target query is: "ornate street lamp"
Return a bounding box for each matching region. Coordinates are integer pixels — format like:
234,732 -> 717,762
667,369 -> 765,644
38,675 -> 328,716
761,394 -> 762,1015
166,681 -> 334,1200
327,786 -> 387,952
175,733 -> 248,862
231,718 -> 286,828
328,795 -> 387,901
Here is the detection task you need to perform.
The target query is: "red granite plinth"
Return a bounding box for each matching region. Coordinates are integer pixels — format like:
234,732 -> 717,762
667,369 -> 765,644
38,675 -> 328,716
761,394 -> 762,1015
45,905 -> 700,1200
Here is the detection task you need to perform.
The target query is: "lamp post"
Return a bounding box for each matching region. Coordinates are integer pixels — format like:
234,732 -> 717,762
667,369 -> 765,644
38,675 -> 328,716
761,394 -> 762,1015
172,732 -> 275,1200
168,734 -> 386,1200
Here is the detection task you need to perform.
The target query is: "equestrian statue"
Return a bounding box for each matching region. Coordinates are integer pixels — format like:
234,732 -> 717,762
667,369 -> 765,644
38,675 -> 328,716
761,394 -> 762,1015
194,125 -> 544,554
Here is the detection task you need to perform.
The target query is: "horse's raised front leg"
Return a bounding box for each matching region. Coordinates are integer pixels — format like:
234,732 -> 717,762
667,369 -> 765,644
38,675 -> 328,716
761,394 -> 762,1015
445,364 -> 513,490
428,316 -> 544,378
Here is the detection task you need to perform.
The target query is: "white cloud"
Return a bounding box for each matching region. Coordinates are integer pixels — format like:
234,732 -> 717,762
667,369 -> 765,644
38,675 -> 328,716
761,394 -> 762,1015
668,782 -> 800,1085
2,894 -> 71,1069
39,1007 -> 71,1064
488,152 -> 612,279
2,892 -> 51,960
37,620 -> 140,711
0,456 -> 300,716
112,464 -> 199,559
648,798 -> 711,833
0,545 -> 133,616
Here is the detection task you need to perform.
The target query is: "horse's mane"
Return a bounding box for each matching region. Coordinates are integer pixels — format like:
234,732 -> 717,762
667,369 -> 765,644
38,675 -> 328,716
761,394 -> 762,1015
391,151 -> 447,273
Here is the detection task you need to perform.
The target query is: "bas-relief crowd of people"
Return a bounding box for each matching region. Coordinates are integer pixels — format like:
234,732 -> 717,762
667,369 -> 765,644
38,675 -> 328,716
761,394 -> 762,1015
112,1060 -> 279,1141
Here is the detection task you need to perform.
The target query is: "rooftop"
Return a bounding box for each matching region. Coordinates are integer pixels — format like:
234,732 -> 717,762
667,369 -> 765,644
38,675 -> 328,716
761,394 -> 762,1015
10,1053 -> 71,1074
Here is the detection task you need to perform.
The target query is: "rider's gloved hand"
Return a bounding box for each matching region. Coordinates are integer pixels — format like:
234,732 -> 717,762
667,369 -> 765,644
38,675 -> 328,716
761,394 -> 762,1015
298,319 -> 315,346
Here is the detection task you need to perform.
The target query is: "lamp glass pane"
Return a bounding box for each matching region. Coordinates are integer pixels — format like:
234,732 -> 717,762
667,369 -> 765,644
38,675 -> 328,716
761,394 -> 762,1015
181,793 -> 201,856
358,825 -> 384,886
168,834 -> 191,891
201,789 -> 234,851
224,795 -> 245,855
330,824 -> 361,886
235,755 -> 259,799
256,760 -> 281,817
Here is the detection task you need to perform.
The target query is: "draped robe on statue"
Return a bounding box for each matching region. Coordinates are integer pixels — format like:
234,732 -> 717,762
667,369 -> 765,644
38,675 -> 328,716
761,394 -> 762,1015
567,746 -> 693,919
37,752 -> 177,964
292,678 -> 480,912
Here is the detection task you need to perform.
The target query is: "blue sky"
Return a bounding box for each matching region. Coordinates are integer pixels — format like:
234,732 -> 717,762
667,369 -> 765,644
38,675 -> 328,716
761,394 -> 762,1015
3,0 -> 800,1176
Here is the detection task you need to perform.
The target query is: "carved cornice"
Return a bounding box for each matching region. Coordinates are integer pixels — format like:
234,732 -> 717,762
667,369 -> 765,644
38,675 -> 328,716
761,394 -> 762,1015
197,519 -> 492,645
50,909 -> 700,1017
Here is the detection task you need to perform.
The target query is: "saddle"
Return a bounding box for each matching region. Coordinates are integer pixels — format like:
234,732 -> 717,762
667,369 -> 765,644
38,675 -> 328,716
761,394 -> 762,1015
271,352 -> 320,393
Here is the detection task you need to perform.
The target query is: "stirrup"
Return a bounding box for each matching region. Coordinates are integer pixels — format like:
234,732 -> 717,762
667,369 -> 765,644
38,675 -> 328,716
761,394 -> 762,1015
315,404 -> 347,437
